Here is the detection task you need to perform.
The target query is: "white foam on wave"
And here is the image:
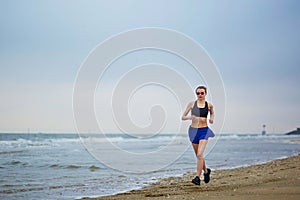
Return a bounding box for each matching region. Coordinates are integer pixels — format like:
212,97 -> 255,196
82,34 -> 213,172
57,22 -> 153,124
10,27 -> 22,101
0,138 -> 81,149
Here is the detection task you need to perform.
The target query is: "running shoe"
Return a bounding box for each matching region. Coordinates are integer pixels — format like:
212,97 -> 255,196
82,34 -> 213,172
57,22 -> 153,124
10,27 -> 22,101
192,176 -> 200,185
204,168 -> 211,183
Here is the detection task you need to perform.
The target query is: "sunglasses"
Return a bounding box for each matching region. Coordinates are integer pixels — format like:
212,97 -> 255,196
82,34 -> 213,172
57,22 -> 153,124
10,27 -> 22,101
196,92 -> 205,95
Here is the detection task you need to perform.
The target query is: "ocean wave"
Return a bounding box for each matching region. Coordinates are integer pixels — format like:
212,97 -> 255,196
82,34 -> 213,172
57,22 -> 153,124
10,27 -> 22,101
0,139 -> 53,148
49,164 -> 102,171
0,138 -> 81,149
0,183 -> 86,194
80,134 -> 187,145
218,134 -> 300,140
3,160 -> 30,167
0,133 -> 188,147
0,150 -> 24,155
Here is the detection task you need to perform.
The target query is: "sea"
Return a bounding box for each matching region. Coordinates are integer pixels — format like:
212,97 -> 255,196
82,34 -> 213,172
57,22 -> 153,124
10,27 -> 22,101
0,132 -> 299,200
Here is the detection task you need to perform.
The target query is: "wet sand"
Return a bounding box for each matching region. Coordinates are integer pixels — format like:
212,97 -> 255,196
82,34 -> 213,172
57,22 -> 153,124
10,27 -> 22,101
82,154 -> 300,200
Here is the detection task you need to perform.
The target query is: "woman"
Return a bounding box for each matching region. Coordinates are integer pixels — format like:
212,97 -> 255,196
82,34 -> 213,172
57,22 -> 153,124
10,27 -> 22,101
181,86 -> 215,186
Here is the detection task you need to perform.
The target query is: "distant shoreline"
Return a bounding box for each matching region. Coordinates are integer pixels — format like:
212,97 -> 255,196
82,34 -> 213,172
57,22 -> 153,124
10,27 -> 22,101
81,154 -> 300,200
0,132 -> 294,135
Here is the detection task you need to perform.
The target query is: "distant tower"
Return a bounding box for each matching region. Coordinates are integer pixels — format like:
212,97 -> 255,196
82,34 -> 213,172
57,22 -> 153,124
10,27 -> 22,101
262,124 -> 266,135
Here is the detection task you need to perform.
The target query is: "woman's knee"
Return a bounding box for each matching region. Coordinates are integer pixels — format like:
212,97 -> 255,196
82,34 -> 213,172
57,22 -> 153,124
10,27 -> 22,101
196,153 -> 204,160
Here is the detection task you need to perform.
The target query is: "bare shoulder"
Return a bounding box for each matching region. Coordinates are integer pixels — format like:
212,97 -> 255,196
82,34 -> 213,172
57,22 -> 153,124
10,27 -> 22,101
188,101 -> 195,107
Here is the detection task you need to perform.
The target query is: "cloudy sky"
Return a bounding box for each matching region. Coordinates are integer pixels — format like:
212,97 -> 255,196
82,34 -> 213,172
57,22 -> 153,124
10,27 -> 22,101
0,0 -> 299,134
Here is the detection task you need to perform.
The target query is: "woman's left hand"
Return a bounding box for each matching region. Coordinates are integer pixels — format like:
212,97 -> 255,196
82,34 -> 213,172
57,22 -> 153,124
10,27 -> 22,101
209,119 -> 214,124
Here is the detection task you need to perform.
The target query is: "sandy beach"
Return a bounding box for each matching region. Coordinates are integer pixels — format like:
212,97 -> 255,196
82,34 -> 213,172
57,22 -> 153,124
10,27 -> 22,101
82,154 -> 300,200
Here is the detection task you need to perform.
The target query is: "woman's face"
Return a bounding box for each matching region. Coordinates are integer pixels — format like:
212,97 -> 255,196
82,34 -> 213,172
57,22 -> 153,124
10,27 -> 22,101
196,89 -> 206,100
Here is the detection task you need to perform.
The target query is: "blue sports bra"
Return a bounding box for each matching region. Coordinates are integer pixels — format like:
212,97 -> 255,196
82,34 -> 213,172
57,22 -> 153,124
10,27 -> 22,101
191,101 -> 209,118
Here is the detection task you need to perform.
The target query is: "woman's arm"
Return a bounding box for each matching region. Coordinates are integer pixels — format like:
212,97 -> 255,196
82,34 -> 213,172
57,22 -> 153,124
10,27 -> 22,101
181,101 -> 194,121
208,103 -> 214,124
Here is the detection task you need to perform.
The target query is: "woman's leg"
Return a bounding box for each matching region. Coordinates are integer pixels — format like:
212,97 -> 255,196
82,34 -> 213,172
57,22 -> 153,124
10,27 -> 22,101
203,158 -> 207,173
192,142 -> 208,174
192,143 -> 198,155
196,140 -> 208,177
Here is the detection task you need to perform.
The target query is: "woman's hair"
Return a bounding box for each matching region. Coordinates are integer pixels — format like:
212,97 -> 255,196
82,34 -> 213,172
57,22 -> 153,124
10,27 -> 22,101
195,86 -> 207,94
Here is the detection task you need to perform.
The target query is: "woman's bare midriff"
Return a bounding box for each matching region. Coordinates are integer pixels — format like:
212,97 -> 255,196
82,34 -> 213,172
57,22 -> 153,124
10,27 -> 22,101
191,116 -> 208,128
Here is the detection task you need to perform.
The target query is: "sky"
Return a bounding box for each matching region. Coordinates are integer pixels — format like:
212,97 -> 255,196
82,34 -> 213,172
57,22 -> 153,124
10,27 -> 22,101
0,0 -> 299,134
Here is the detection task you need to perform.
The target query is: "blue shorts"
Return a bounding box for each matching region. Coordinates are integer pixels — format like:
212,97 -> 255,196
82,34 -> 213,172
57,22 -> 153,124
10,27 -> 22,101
188,126 -> 215,144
